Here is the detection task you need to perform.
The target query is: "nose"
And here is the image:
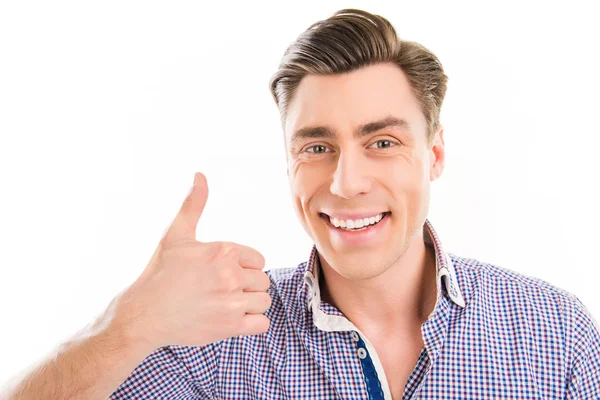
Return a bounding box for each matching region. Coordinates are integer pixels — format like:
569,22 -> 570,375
329,151 -> 372,199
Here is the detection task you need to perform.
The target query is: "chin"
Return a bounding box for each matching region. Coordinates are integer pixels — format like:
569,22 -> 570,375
320,250 -> 397,281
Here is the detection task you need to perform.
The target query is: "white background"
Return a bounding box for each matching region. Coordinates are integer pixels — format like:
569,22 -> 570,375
1,0 -> 599,385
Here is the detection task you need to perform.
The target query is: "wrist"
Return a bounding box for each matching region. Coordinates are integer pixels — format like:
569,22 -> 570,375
88,296 -> 158,362
99,285 -> 160,357
98,317 -> 157,362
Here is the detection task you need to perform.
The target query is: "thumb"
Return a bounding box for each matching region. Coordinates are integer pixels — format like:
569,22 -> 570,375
161,172 -> 208,245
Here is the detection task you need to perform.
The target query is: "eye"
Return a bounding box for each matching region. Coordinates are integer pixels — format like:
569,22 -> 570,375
368,139 -> 398,149
305,144 -> 331,154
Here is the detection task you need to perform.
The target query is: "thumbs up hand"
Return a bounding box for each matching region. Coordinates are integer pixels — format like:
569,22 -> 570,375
107,173 -> 271,350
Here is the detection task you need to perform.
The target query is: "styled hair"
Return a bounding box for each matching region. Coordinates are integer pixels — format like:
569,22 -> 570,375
269,8 -> 448,143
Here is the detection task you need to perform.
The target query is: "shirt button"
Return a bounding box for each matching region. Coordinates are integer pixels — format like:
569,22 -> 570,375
351,331 -> 359,342
357,348 -> 367,359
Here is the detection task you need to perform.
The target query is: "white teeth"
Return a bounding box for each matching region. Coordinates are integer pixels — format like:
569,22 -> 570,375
327,213 -> 386,230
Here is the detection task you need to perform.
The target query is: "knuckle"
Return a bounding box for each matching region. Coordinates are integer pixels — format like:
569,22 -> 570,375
227,295 -> 246,314
215,241 -> 238,258
228,279 -> 242,293
225,267 -> 242,286
217,271 -> 242,293
215,265 -> 230,281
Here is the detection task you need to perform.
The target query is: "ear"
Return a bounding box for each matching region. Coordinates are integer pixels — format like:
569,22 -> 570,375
429,125 -> 445,182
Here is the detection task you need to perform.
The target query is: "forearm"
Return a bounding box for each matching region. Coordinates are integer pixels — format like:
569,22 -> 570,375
1,321 -> 155,400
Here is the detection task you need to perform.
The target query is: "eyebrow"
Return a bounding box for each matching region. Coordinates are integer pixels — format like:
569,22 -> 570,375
290,116 -> 412,145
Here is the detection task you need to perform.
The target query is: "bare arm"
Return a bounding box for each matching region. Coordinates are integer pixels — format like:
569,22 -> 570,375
0,307 -> 155,400
1,173 -> 270,399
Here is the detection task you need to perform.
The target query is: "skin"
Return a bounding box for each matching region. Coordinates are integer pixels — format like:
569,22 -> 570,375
0,61 -> 445,400
285,62 -> 446,333
0,175 -> 270,400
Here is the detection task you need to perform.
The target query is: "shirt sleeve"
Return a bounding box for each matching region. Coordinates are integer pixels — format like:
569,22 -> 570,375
565,297 -> 600,399
108,342 -> 222,399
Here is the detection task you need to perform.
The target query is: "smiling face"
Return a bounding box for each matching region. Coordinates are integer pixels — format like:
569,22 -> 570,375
285,62 -> 446,280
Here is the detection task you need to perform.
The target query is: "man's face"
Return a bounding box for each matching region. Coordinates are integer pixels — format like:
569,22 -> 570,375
284,63 -> 445,280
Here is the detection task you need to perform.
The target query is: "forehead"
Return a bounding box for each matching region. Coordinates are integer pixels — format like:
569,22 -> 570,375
284,62 -> 426,142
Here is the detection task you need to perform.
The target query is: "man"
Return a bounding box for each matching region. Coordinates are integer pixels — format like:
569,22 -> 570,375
2,8 -> 599,400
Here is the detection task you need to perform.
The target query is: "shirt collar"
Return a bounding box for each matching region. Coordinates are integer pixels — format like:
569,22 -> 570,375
298,218 -> 466,322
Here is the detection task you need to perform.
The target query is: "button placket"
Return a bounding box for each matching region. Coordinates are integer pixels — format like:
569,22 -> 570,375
352,331 -> 385,400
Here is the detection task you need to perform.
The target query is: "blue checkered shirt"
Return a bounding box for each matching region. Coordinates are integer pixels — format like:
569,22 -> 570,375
109,219 -> 600,399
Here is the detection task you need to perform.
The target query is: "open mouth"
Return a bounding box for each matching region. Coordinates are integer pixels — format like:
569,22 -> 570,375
319,212 -> 391,232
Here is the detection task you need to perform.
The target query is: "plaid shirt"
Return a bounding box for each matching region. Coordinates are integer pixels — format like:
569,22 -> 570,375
109,219 -> 600,399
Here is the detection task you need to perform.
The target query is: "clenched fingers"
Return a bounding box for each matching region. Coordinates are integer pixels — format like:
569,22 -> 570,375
236,244 -> 266,270
236,314 -> 270,337
241,268 -> 271,292
243,291 -> 272,314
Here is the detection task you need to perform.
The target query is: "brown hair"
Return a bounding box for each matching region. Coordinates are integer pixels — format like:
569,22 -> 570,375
269,8 -> 448,144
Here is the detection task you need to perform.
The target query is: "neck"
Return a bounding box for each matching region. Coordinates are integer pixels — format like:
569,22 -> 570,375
318,230 -> 438,333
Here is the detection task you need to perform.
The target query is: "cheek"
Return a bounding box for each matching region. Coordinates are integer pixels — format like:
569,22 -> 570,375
387,151 -> 424,180
386,157 -> 429,201
289,161 -> 327,210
